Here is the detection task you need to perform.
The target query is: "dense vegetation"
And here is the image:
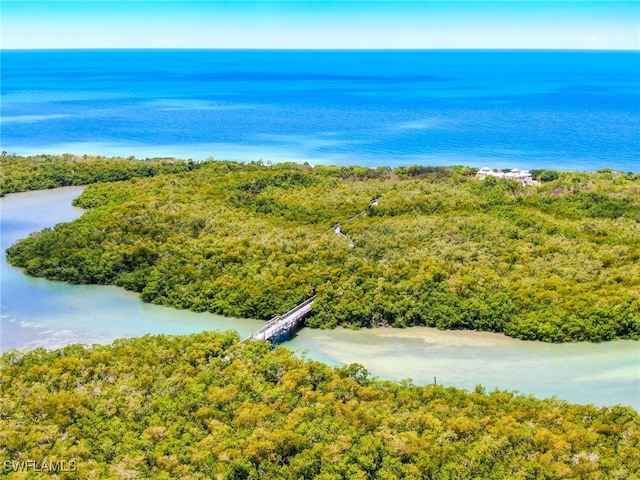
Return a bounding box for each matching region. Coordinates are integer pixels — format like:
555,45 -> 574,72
1,332 -> 638,479
0,153 -> 199,196
6,159 -> 640,342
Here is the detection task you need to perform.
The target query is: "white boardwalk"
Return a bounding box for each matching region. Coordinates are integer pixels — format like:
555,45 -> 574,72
246,296 -> 315,343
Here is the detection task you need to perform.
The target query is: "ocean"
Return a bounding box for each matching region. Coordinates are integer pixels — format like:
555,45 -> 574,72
1,49 -> 639,171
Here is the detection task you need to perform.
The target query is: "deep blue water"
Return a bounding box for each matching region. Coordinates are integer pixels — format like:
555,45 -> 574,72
1,49 -> 639,171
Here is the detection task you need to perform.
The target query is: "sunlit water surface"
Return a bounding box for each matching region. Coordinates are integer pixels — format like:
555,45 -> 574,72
1,187 -> 638,408
2,50 -> 639,172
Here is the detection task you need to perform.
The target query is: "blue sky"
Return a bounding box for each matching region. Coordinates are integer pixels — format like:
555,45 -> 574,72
2,1 -> 639,50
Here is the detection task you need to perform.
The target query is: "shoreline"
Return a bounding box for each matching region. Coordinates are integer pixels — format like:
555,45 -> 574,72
2,186 -> 639,408
3,150 -> 640,175
3,162 -> 640,344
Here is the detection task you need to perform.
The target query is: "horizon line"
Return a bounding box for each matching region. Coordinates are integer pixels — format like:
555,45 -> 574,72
3,47 -> 639,52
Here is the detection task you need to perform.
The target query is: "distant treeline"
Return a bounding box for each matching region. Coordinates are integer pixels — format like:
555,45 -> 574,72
5,157 -> 640,342
1,331 -> 638,479
0,153 -> 201,196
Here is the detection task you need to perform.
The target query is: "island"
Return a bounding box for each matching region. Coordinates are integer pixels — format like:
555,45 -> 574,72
3,154 -> 639,343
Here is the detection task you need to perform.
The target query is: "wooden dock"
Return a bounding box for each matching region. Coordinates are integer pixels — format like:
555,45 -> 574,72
244,296 -> 315,344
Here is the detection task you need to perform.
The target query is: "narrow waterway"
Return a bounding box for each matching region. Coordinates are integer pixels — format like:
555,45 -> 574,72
0,187 -> 264,350
1,187 -> 638,408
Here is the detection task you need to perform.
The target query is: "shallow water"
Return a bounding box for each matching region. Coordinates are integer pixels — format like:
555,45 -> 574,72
288,327 -> 640,408
0,187 -> 266,351
1,188 -> 638,408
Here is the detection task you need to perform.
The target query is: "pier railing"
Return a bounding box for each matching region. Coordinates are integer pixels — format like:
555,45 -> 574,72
243,296 -> 316,343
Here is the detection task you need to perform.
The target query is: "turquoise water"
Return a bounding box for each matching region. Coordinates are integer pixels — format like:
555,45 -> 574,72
2,50 -> 639,171
1,188 -> 638,408
0,188 -> 265,351
288,327 -> 640,409
2,49 -> 639,406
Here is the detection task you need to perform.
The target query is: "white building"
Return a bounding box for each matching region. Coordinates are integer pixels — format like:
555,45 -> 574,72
477,167 -> 538,185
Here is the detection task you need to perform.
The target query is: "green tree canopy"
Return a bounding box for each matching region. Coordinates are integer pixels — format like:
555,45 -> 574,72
6,158 -> 640,342
1,332 -> 638,479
